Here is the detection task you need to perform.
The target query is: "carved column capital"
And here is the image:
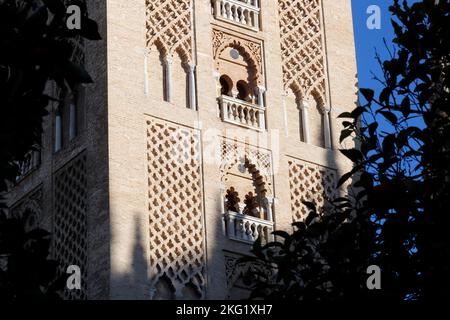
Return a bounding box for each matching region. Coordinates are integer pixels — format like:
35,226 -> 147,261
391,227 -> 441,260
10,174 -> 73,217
256,85 -> 266,94
188,63 -> 196,73
300,100 -> 310,110
163,56 -> 173,65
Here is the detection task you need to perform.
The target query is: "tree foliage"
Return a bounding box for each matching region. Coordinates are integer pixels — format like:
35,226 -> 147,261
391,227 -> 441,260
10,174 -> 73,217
244,0 -> 450,301
0,211 -> 67,300
0,0 -> 101,194
0,0 -> 100,300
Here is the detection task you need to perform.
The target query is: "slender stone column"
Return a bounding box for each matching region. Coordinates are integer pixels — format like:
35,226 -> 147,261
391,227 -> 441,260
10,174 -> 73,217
324,107 -> 332,149
144,49 -> 149,96
69,103 -> 77,141
220,185 -> 227,235
214,0 -> 221,17
282,92 -> 289,136
257,86 -> 266,129
301,100 -> 311,144
188,63 -> 197,111
256,85 -> 266,109
164,56 -> 173,102
264,197 -> 274,222
55,112 -> 62,152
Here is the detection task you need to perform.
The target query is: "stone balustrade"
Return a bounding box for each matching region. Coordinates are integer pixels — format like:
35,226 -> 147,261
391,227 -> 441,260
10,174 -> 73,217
224,210 -> 274,244
218,95 -> 266,130
212,0 -> 260,31
15,150 -> 40,182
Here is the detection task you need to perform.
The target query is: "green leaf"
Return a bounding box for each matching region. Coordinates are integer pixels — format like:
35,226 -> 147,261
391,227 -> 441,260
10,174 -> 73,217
342,121 -> 353,128
379,87 -> 392,104
368,122 -> 379,136
379,111 -> 398,125
272,230 -> 291,240
340,148 -> 363,163
340,129 -> 353,143
382,134 -> 396,156
337,165 -> 362,188
338,112 -> 353,119
400,96 -> 411,117
360,88 -> 375,102
351,106 -> 367,119
354,172 -> 374,189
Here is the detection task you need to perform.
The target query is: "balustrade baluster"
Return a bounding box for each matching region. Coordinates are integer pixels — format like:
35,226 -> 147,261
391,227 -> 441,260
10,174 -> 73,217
212,0 -> 260,30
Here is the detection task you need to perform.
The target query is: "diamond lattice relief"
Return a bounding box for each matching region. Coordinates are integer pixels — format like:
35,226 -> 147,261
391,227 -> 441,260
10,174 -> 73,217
146,117 -> 205,299
288,158 -> 337,222
146,0 -> 193,61
278,0 -> 326,100
54,152 -> 88,300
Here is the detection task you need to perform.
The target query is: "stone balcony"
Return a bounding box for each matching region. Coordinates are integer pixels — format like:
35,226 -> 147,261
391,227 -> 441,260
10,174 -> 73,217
15,150 -> 40,182
218,95 -> 266,131
224,210 -> 274,244
212,0 -> 260,31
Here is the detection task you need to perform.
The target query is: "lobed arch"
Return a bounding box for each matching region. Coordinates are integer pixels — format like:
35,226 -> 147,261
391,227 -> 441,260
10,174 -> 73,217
308,89 -> 327,113
212,30 -> 264,86
220,145 -> 273,198
148,39 -> 168,58
215,42 -> 261,85
288,82 -> 328,114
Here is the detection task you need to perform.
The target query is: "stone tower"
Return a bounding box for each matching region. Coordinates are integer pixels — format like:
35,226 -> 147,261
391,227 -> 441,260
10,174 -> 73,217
6,0 -> 358,299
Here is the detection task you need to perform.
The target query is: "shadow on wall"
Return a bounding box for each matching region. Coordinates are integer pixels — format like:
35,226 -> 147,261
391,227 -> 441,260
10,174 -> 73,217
110,214 -> 149,300
110,208 -> 217,300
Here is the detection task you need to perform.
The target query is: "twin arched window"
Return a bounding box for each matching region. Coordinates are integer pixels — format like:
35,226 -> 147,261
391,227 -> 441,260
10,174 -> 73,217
219,75 -> 252,102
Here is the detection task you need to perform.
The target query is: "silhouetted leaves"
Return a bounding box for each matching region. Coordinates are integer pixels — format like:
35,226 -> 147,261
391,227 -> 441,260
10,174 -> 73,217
0,0 -> 101,195
360,88 -> 375,103
0,213 -> 67,300
340,149 -> 364,163
0,0 -> 100,300
246,0 -> 450,301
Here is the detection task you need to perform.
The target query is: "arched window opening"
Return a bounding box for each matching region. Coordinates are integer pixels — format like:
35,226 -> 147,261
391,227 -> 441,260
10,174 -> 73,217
220,75 -> 232,96
237,80 -> 250,101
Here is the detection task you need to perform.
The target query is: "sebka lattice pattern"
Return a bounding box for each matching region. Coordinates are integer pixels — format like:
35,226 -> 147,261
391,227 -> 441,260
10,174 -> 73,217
288,158 -> 337,222
146,117 -> 205,299
54,152 -> 88,300
278,0 -> 326,101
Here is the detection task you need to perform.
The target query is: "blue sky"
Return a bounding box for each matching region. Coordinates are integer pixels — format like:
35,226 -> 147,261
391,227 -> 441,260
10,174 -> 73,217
351,0 -> 396,97
351,0 -> 425,133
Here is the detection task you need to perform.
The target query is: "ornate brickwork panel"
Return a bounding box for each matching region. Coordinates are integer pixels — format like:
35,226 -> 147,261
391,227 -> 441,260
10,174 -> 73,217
146,117 -> 205,299
224,252 -> 273,299
224,253 -> 251,288
220,139 -> 273,196
278,0 -> 326,102
288,158 -> 337,222
212,29 -> 264,84
146,0 -> 193,61
11,187 -> 43,231
54,152 -> 88,300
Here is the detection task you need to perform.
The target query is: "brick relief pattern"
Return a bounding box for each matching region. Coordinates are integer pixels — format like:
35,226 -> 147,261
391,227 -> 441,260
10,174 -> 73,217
220,139 -> 273,196
212,29 -> 264,84
288,158 -> 337,222
224,252 -> 273,298
146,117 -> 205,299
11,187 -> 43,232
146,0 -> 193,61
54,152 -> 88,300
278,0 -> 326,101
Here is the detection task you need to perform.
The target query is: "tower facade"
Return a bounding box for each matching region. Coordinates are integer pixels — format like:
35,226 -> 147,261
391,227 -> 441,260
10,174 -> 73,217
6,0 -> 358,299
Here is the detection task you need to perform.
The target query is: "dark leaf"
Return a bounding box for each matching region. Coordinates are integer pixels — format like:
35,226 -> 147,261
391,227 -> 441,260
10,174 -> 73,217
379,111 -> 398,125
360,88 -> 375,102
340,148 -> 363,163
